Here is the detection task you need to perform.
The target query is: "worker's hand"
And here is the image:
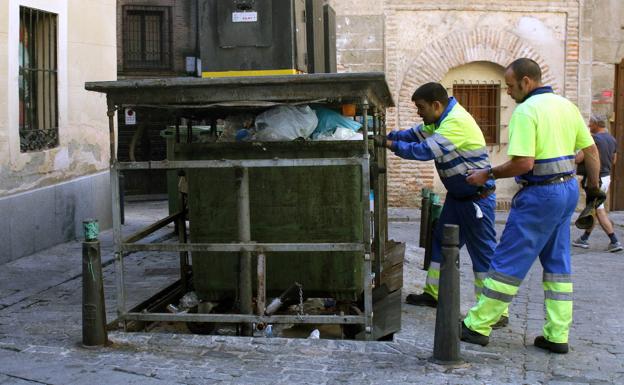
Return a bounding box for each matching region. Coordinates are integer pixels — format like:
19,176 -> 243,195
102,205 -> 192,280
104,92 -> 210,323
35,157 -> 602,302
585,186 -> 607,208
374,135 -> 387,148
465,169 -> 489,186
387,130 -> 400,140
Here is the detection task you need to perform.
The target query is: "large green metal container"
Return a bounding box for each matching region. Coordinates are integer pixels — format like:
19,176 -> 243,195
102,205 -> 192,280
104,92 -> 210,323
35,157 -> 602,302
176,141 -> 365,302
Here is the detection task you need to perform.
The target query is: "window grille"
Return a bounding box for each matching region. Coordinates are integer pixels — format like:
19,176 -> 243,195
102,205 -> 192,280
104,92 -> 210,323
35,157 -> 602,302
123,6 -> 172,70
452,82 -> 501,144
19,6 -> 59,152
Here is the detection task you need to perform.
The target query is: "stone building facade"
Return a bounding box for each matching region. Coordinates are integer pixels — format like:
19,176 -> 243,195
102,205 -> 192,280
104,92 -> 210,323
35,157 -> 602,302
0,0 -> 116,263
116,0 -> 198,79
329,0 -> 624,208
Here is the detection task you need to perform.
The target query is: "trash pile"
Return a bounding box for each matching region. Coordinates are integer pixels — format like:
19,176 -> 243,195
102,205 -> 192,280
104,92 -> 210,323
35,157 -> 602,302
218,104 -> 364,142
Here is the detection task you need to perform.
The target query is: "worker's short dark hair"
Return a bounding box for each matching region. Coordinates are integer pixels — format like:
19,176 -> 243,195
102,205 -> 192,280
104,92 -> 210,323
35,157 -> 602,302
507,58 -> 542,83
411,82 -> 448,106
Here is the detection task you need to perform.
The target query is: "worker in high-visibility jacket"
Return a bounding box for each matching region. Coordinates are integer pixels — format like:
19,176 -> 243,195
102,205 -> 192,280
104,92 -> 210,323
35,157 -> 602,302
377,82 -> 508,327
461,58 -> 604,354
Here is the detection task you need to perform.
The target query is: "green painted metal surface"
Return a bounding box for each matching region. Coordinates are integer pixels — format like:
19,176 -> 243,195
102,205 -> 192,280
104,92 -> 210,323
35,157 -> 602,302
177,141 -> 365,301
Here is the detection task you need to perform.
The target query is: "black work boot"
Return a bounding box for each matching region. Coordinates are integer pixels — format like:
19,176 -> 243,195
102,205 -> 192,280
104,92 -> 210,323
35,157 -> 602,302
460,322 -> 489,346
491,315 -> 509,329
405,292 -> 437,307
534,336 -> 568,354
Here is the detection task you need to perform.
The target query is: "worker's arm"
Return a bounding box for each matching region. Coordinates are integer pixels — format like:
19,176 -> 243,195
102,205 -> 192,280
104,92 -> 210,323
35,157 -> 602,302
613,153 -> 617,167
465,156 -> 534,186
582,144 -> 600,189
387,124 -> 427,143
575,150 -> 584,164
383,139 -> 436,161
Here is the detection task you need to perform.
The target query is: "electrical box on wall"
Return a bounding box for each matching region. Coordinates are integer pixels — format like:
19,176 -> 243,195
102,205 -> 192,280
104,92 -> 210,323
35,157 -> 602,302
199,0 -> 308,77
305,0 -> 324,73
323,4 -> 337,73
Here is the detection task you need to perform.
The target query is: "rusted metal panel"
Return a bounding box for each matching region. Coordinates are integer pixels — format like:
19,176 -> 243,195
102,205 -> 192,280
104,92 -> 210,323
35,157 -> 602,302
179,141 -> 365,301
87,72 -> 404,337
85,73 -> 394,109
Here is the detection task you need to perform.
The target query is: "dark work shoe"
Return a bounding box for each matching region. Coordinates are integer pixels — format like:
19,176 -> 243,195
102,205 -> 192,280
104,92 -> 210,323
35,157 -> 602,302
491,315 -> 509,330
534,336 -> 569,354
461,322 -> 489,346
405,292 -> 437,307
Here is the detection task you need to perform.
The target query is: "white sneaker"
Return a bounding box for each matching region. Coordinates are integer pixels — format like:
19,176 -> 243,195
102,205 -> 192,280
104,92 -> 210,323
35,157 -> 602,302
607,242 -> 623,252
572,238 -> 589,249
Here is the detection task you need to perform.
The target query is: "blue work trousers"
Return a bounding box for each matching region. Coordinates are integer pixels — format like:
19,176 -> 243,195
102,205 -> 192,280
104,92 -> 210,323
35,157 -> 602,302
424,193 -> 497,299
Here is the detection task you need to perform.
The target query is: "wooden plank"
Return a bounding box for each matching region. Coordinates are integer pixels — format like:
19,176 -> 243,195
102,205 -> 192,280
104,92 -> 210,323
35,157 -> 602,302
358,287 -> 402,340
122,210 -> 183,243
380,241 -> 405,293
383,240 -> 405,267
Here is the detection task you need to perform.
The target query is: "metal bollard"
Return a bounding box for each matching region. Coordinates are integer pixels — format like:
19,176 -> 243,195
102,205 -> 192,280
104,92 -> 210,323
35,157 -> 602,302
82,219 -> 108,346
432,224 -> 462,365
419,189 -> 431,248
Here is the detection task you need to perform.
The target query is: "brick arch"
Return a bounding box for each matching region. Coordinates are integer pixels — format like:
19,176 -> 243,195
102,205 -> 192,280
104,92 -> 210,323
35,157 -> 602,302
396,28 -> 557,128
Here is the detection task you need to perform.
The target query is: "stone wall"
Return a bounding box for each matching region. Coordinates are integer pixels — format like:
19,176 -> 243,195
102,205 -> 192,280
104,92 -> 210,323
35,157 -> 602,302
0,0 -> 116,197
587,0 -> 624,118
329,0 -> 595,207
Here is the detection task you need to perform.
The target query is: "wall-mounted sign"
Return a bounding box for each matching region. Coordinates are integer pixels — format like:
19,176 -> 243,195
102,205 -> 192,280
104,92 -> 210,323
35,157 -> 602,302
232,11 -> 257,22
125,108 -> 136,125
592,89 -> 614,104
185,56 -> 196,74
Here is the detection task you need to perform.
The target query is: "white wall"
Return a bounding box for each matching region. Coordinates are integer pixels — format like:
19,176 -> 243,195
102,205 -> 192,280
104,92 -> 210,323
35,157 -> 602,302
0,0 -> 116,197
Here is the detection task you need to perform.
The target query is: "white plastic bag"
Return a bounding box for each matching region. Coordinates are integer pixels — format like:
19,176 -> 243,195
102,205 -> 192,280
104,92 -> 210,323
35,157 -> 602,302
316,127 -> 364,141
253,105 -> 318,141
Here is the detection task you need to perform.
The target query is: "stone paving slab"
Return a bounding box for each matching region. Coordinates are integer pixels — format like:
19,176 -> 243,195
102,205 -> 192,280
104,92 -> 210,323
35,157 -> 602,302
0,201 -> 622,384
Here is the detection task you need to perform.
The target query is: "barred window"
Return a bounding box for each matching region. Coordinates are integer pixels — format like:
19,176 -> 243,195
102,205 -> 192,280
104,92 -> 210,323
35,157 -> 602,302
123,6 -> 172,70
19,6 -> 59,153
452,83 -> 501,144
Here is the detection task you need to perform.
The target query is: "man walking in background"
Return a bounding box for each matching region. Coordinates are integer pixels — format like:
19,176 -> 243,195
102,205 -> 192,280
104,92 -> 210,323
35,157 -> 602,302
572,113 -> 622,252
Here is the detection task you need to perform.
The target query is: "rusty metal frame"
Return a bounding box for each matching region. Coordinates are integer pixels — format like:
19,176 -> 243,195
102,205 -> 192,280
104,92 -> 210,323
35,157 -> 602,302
90,73 -> 394,340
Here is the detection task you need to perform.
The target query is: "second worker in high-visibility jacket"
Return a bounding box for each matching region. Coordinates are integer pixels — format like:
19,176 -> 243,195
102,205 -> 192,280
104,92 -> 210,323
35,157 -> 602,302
377,82 -> 508,327
460,58 -> 604,354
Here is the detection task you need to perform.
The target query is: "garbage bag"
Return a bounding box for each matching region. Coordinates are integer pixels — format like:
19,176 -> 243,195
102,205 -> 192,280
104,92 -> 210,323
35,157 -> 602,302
217,114 -> 255,142
316,127 -> 364,141
311,106 -> 362,139
253,105 -> 318,141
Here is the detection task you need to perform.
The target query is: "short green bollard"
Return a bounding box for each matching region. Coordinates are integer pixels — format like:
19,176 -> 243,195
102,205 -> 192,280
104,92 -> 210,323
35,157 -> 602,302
82,219 -> 99,242
82,218 -> 107,347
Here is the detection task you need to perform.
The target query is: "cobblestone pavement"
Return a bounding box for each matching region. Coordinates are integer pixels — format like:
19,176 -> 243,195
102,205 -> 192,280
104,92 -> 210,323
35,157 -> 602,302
0,202 -> 622,384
